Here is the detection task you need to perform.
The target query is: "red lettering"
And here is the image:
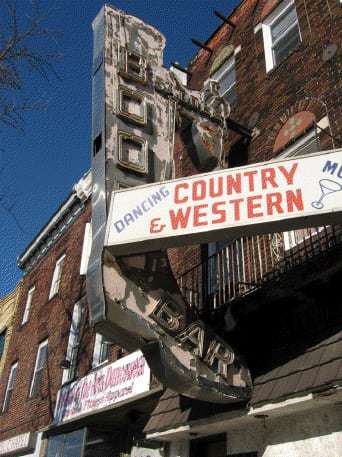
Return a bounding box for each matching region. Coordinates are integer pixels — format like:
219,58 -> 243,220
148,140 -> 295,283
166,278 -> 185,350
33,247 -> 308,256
279,163 -> 298,185
230,198 -> 244,221
261,168 -> 278,190
226,173 -> 242,195
175,183 -> 189,203
286,189 -> 304,212
193,204 -> 208,226
169,207 -> 191,229
209,176 -> 223,198
192,180 -> 206,201
247,195 -> 263,218
243,171 -> 258,192
266,192 -> 284,215
212,201 -> 226,224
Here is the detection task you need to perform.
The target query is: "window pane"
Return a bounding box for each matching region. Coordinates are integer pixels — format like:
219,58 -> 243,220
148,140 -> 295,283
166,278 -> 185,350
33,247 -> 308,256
2,364 -> 17,411
8,365 -> 17,389
271,5 -> 297,41
223,83 -> 237,107
273,23 -> 300,64
64,429 -> 85,457
99,340 -> 109,364
37,344 -> 48,370
46,435 -> 65,457
0,330 -> 6,357
218,66 -> 235,96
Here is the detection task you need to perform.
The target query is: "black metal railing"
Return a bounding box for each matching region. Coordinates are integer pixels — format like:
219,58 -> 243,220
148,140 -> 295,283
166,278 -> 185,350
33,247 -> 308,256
176,225 -> 342,312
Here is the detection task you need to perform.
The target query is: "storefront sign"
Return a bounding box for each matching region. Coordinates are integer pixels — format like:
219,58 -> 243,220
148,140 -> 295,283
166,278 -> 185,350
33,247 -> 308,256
54,351 -> 150,424
106,149 -> 342,255
131,447 -> 164,457
0,432 -> 36,456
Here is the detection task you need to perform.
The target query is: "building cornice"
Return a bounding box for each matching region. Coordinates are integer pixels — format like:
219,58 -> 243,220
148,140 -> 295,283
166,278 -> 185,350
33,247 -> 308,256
17,171 -> 92,273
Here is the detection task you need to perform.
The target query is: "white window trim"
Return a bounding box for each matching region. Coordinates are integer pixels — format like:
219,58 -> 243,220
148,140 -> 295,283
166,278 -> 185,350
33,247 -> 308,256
29,339 -> 48,397
277,128 -> 317,159
61,302 -> 82,384
49,254 -> 66,299
2,362 -> 17,412
277,128 -> 322,250
80,223 -> 92,275
22,286 -> 35,325
211,55 -> 236,102
92,333 -> 109,368
262,0 -> 301,72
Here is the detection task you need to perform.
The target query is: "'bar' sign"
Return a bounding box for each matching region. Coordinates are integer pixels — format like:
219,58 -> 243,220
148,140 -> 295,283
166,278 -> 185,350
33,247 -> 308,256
105,149 -> 342,255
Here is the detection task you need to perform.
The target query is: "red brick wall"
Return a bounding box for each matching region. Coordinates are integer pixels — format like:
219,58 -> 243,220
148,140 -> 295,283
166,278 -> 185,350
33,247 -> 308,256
0,202 -> 93,441
188,0 -> 341,162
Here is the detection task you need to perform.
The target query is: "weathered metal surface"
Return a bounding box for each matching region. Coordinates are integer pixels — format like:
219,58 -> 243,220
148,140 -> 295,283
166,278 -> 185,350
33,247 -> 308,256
87,5 -> 252,404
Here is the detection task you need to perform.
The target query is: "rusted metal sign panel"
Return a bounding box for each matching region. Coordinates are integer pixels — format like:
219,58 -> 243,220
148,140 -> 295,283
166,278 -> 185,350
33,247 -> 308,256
105,148 -> 342,255
87,5 -> 251,405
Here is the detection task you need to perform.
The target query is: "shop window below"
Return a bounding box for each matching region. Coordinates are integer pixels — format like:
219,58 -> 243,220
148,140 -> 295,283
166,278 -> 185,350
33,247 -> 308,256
46,429 -> 85,457
190,433 -> 226,457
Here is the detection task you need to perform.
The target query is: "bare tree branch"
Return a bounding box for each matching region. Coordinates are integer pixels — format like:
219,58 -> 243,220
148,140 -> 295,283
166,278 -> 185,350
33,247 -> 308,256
0,0 -> 61,131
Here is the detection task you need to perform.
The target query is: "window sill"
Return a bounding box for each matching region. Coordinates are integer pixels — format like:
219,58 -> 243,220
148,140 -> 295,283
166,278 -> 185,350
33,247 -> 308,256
46,293 -> 59,305
91,359 -> 110,371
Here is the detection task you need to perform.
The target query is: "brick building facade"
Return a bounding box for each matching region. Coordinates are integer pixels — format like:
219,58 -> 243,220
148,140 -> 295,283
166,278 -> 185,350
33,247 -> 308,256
0,0 -> 342,456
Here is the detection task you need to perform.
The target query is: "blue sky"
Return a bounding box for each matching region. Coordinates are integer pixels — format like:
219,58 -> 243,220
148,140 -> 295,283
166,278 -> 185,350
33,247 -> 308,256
0,0 -> 240,297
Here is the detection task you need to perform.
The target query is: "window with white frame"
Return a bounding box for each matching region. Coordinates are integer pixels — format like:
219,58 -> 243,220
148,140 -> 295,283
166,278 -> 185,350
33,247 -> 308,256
278,128 -> 322,250
80,222 -> 92,275
0,329 -> 6,359
92,333 -> 109,368
2,362 -> 17,412
49,254 -> 66,299
262,0 -> 301,72
61,302 -> 82,384
30,340 -> 48,397
22,285 -> 35,325
211,55 -> 237,106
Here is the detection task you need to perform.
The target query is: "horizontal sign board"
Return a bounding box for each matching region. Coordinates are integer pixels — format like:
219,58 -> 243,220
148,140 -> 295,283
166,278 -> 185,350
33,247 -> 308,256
54,350 -> 150,424
0,433 -> 35,457
106,149 -> 342,255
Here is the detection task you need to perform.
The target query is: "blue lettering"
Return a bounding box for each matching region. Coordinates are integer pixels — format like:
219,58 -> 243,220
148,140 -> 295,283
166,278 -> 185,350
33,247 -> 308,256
160,186 -> 170,198
323,160 -> 338,175
132,206 -> 143,220
141,200 -> 150,212
124,213 -> 134,226
114,220 -> 125,233
152,191 -> 162,205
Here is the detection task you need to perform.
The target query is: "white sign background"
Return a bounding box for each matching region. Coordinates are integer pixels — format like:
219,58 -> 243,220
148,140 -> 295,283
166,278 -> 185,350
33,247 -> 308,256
106,149 -> 342,255
0,433 -> 34,456
54,351 -> 150,424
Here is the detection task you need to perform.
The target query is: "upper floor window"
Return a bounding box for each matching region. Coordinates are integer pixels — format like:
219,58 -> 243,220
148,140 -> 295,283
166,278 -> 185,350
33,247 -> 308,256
262,0 -> 301,72
92,333 -> 109,368
22,285 -> 35,325
0,329 -> 6,359
277,127 -> 321,250
49,254 -> 66,299
211,55 -> 237,107
61,302 -> 82,384
80,222 -> 92,275
2,362 -> 17,412
29,339 -> 48,397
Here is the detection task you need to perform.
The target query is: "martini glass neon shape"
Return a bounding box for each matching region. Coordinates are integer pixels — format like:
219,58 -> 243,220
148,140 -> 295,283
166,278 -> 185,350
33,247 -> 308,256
311,179 -> 342,210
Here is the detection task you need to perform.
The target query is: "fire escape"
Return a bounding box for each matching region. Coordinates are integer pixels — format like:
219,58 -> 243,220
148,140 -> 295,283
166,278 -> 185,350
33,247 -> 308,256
176,224 -> 342,377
